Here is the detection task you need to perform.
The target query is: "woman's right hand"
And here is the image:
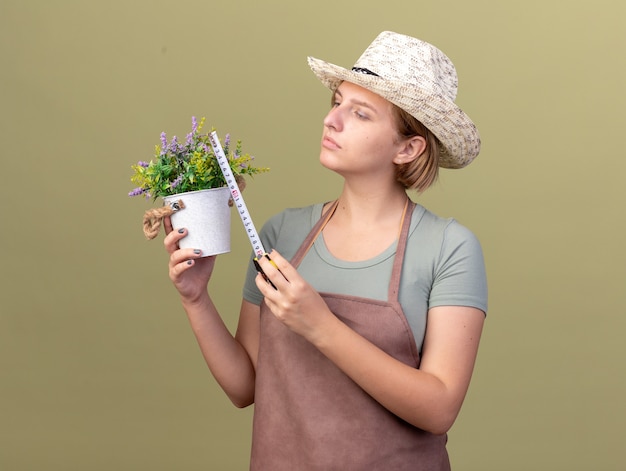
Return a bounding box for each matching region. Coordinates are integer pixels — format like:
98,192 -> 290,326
163,216 -> 216,304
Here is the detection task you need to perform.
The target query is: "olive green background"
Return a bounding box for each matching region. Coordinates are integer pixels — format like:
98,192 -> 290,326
1,0 -> 624,469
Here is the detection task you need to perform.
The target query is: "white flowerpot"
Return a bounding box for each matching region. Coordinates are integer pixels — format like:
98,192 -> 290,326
163,187 -> 231,256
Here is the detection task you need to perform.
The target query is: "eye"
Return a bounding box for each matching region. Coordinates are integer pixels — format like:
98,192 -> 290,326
354,109 -> 369,120
330,92 -> 341,108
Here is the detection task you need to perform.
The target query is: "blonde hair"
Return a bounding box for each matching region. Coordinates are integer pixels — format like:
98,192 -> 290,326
392,106 -> 440,193
326,89 -> 440,192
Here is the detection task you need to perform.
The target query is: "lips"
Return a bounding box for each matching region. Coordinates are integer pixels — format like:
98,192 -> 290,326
322,135 -> 341,149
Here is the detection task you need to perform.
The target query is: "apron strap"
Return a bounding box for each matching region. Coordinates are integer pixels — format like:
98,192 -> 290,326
388,199 -> 415,303
291,200 -> 339,269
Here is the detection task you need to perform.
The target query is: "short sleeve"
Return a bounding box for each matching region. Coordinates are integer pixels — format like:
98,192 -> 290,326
428,220 -> 488,314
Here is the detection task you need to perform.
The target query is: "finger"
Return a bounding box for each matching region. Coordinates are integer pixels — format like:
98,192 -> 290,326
170,256 -> 195,276
265,250 -> 293,280
257,252 -> 290,289
164,227 -> 187,254
164,216 -> 174,235
255,272 -> 276,296
169,247 -> 203,267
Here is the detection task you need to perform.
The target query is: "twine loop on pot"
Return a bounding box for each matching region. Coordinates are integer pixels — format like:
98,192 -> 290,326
142,200 -> 185,240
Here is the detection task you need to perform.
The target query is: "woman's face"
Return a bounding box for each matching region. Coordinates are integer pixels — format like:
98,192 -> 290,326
319,81 -> 403,180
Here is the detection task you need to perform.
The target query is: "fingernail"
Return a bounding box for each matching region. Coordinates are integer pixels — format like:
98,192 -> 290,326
178,228 -> 185,234
193,249 -> 201,255
187,260 -> 193,265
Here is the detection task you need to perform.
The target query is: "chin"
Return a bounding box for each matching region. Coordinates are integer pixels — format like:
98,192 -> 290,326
319,151 -> 340,172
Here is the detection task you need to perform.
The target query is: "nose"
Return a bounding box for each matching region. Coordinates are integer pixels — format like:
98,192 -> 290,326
323,104 -> 342,131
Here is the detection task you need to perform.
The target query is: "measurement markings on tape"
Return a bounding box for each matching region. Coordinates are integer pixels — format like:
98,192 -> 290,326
208,131 -> 266,257
208,131 -> 280,288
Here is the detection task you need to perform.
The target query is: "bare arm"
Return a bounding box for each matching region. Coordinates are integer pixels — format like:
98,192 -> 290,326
256,250 -> 484,434
165,222 -> 260,408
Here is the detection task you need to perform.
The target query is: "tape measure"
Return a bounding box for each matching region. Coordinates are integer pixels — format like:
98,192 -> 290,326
208,131 -> 278,288
208,131 -> 266,257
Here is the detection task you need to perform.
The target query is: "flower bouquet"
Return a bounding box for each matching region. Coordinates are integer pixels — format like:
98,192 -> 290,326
129,116 -> 269,255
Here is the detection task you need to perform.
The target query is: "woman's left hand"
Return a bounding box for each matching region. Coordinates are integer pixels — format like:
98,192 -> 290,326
254,249 -> 336,342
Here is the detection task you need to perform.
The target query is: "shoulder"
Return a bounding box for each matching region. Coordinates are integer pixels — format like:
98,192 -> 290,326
412,205 -> 481,247
259,203 -> 324,256
266,204 -> 320,225
262,203 -> 322,235
408,205 -> 485,275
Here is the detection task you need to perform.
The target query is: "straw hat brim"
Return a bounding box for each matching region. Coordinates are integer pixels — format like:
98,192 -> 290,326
308,56 -> 480,169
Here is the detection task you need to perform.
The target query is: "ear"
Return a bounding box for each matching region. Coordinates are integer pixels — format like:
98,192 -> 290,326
393,135 -> 427,165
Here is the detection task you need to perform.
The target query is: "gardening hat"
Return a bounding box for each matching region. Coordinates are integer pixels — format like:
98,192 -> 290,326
307,31 -> 480,169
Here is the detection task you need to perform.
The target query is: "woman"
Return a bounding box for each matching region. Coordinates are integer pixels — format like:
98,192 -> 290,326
165,31 -> 487,470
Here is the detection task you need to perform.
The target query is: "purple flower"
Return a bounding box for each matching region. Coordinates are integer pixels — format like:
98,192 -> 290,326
128,187 -> 145,197
224,133 -> 231,147
169,135 -> 179,153
191,116 -> 198,134
160,132 -> 167,154
170,174 -> 183,190
185,132 -> 193,146
137,161 -> 149,167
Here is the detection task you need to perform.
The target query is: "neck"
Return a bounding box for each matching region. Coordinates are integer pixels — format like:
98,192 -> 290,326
321,185 -> 411,261
331,185 -> 409,225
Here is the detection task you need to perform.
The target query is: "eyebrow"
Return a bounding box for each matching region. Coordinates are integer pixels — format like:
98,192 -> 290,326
334,90 -> 379,114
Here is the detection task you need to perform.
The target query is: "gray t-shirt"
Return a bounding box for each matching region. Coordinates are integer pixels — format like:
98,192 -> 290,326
243,202 -> 487,352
